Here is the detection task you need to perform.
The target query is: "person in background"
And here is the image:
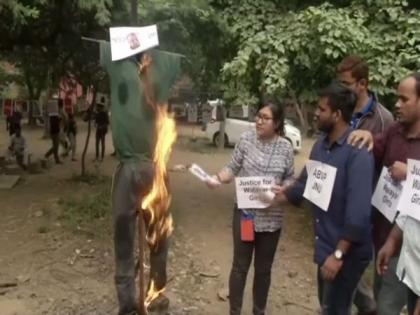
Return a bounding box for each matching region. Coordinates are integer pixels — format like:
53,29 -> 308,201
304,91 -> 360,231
7,104 -> 23,137
58,101 -> 69,156
337,55 -> 393,133
206,100 -> 295,315
6,127 -> 28,169
44,104 -> 62,165
65,113 -> 77,161
274,82 -> 374,315
336,55 -> 394,315
94,104 -> 109,162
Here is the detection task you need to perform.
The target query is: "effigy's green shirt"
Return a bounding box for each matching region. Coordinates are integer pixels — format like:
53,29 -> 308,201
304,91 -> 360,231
100,41 -> 181,162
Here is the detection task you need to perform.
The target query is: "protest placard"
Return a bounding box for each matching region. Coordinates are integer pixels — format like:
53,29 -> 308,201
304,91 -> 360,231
372,167 -> 404,222
235,176 -> 274,209
303,160 -> 337,211
397,159 -> 420,222
110,25 -> 159,61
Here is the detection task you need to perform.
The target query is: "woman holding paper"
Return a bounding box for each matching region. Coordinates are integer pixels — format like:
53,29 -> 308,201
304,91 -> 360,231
207,101 -> 295,315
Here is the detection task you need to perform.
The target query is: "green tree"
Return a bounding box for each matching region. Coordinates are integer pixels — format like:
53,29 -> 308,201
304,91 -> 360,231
137,0 -> 233,98
218,0 -> 420,134
0,0 -> 110,125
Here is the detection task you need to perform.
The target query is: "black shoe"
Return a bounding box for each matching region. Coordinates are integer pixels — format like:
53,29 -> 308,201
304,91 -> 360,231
56,160 -> 63,165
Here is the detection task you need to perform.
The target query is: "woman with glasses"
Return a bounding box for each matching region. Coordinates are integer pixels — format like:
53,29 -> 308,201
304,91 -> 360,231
206,100 -> 295,315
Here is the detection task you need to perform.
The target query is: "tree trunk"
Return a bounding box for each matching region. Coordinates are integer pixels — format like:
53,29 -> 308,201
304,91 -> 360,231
218,105 -> 227,150
81,92 -> 96,177
302,104 -> 310,136
24,78 -> 38,127
293,100 -> 308,137
42,68 -> 52,138
131,0 -> 138,25
28,100 -> 36,126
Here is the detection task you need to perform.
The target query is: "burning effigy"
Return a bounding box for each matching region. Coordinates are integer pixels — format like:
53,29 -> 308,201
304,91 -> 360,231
97,25 -> 182,315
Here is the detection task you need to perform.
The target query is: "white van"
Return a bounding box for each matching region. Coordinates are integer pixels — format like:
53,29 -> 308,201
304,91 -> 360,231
202,102 -> 302,152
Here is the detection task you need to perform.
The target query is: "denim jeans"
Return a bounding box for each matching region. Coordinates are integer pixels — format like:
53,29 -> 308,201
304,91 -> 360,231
353,278 -> 376,314
317,258 -> 370,315
45,134 -> 60,163
407,286 -> 419,315
112,162 -> 169,315
373,256 -> 406,315
95,130 -> 106,160
229,208 -> 281,315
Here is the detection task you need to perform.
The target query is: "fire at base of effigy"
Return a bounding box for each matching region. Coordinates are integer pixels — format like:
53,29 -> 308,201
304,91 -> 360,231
138,103 -> 177,314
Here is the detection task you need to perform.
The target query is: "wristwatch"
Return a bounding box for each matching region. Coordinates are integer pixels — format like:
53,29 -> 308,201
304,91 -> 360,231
334,249 -> 344,260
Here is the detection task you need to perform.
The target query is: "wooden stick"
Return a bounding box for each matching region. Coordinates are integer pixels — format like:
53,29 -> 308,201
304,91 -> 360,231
138,211 -> 148,315
81,36 -> 103,44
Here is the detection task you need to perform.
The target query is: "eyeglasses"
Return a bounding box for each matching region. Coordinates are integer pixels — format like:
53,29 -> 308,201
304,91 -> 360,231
255,113 -> 273,122
339,80 -> 358,87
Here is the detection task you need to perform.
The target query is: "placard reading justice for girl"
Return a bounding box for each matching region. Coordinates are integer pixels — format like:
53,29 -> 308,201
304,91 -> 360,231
397,159 -> 420,222
372,167 -> 404,223
235,176 -> 275,209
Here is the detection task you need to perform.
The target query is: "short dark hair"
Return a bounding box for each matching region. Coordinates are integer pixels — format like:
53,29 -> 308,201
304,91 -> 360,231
318,81 -> 357,123
337,55 -> 369,83
407,72 -> 420,98
258,98 -> 285,135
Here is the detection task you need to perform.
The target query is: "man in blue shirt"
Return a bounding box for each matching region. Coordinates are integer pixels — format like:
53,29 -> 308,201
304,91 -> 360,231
274,81 -> 374,314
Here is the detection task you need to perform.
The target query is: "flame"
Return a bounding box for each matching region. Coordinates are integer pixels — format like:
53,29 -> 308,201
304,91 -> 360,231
137,54 -> 177,311
141,104 -> 176,249
144,280 -> 166,308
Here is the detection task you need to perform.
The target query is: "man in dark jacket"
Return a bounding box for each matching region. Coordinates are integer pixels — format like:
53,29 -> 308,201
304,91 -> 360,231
337,55 -> 398,315
7,105 -> 23,136
44,100 -> 62,164
94,103 -> 109,161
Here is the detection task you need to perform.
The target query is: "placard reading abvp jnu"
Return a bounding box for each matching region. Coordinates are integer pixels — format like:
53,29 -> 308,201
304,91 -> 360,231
303,160 -> 337,211
235,176 -> 275,209
397,159 -> 420,222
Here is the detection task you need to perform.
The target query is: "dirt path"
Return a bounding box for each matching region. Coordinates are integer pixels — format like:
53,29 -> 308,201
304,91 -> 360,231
0,120 -> 319,315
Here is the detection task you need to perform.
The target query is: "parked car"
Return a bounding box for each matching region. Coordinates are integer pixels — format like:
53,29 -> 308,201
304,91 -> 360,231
203,117 -> 302,152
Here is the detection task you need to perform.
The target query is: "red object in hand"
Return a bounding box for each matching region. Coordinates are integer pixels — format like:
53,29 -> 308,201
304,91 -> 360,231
241,216 -> 254,242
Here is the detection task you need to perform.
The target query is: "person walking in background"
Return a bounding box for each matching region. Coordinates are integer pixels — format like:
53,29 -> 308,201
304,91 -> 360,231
206,100 -> 295,315
6,104 -> 23,137
94,104 -> 109,162
58,101 -> 69,156
6,127 -> 28,169
66,113 -> 77,161
44,104 -> 62,164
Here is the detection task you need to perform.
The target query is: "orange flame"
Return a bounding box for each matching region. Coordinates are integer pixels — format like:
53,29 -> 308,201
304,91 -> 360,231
141,104 -> 176,249
141,104 -> 176,308
144,280 -> 166,308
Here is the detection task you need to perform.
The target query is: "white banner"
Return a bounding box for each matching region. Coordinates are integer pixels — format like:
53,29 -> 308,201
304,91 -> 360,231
372,167 -> 404,222
303,160 -> 337,211
235,176 -> 274,209
397,159 -> 420,222
110,25 -> 159,61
